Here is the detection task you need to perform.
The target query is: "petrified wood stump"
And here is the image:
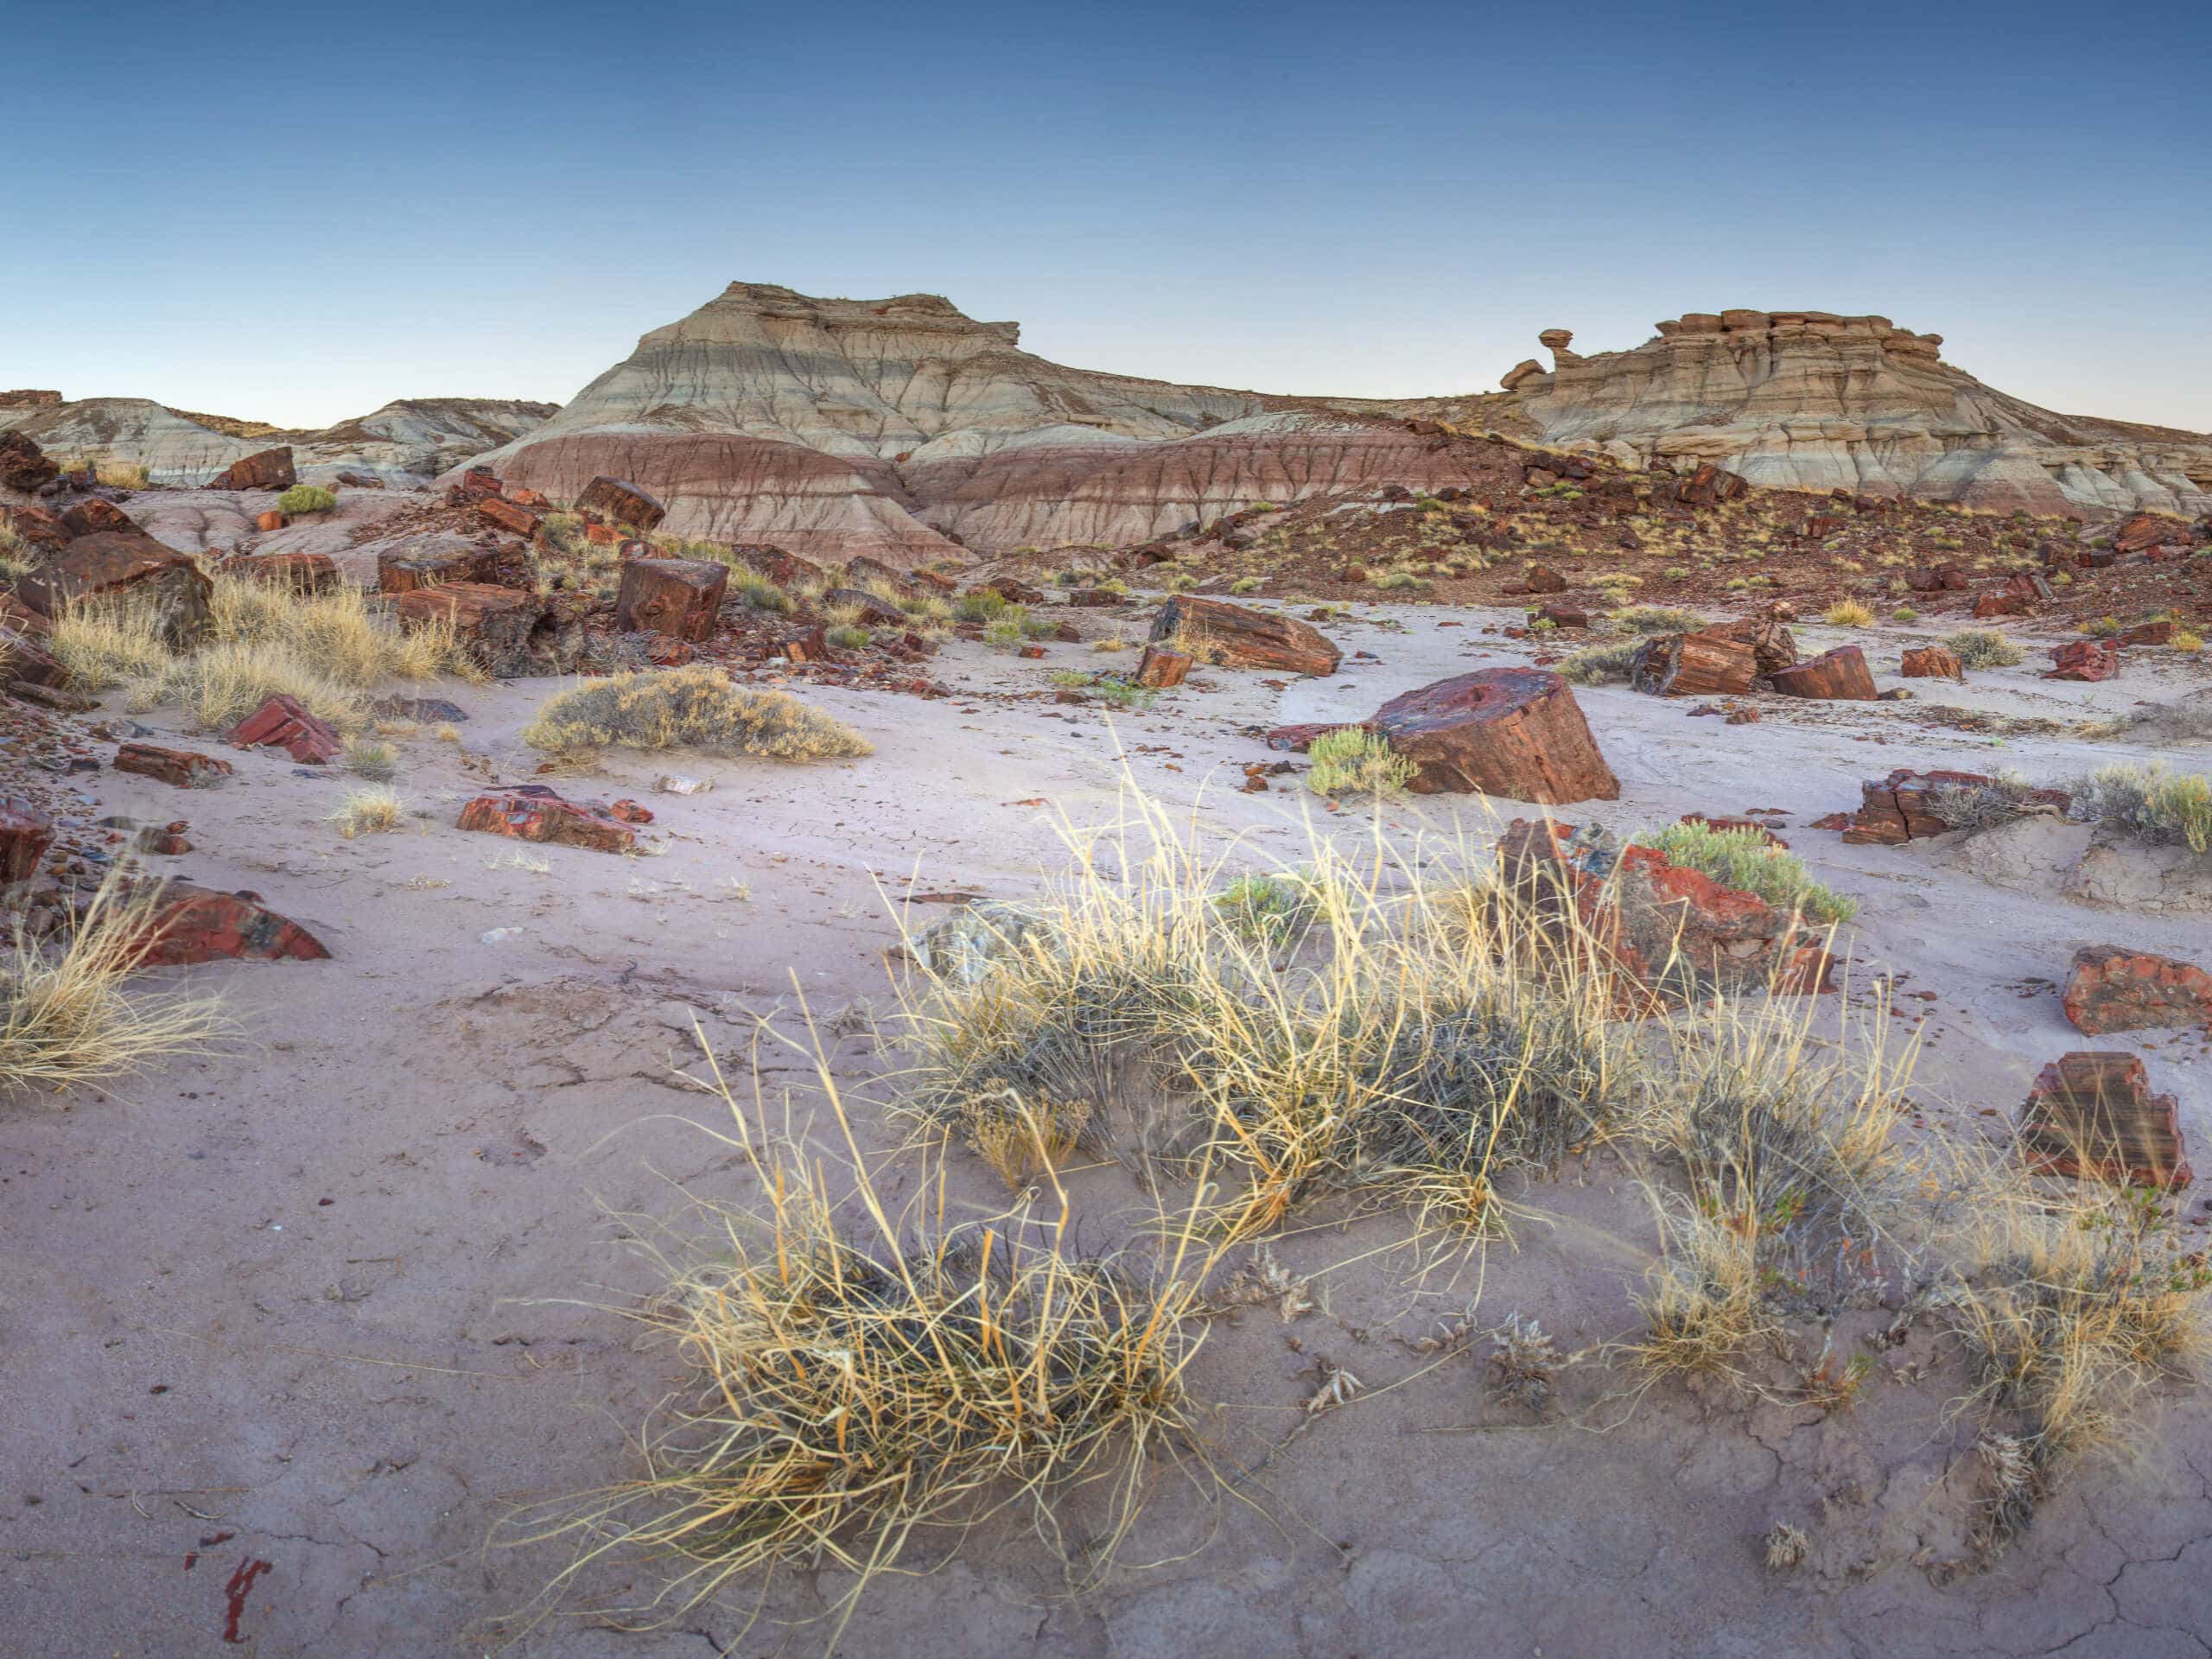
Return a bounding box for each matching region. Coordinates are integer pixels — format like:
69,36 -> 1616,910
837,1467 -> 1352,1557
1630,630 -> 1758,696
1370,668 -> 1618,803
1135,646 -> 1191,688
616,556 -> 728,642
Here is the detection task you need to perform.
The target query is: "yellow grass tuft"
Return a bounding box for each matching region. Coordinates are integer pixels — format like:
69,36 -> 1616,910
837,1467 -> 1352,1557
328,785 -> 404,839
0,874 -> 232,1097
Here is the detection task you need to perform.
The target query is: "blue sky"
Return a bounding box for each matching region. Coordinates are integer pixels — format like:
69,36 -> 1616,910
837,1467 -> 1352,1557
10,0 -> 2209,430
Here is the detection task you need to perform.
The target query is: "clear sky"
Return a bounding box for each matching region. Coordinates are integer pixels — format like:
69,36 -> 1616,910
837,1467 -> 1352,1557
10,0 -> 2209,432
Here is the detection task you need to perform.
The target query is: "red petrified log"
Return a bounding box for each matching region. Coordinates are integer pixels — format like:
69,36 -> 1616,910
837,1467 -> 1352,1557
114,743 -> 234,788
1370,668 -> 1618,803
1900,645 -> 1963,679
1629,630 -> 1758,696
456,785 -> 637,854
2045,640 -> 2120,682
204,447 -> 296,492
132,882 -> 331,965
1767,645 -> 1877,700
575,476 -> 667,531
230,694 -> 345,764
0,796 -> 54,883
1147,594 -> 1341,676
2063,946 -> 2212,1037
478,497 -> 542,537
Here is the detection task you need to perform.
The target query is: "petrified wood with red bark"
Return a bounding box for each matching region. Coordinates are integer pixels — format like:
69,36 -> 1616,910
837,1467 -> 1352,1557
1370,669 -> 1618,803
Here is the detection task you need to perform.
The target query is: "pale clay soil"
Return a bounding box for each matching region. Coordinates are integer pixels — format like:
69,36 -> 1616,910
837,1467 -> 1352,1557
4,582 -> 2212,1657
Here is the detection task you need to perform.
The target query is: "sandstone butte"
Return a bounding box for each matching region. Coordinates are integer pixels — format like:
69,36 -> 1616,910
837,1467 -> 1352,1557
10,286 -> 2209,567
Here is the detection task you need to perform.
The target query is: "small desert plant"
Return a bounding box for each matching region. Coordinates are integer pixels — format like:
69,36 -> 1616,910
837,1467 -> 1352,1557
329,785 -> 404,838
1607,605 -> 1702,635
1560,639 -> 1640,686
2174,628 -> 2203,652
522,665 -> 870,762
1921,771 -> 2053,837
1763,1522 -> 1810,1570
346,738 -> 397,780
953,589 -> 1009,623
724,567 -> 792,613
982,611 -> 1029,651
2074,763 -> 2212,854
276,484 -> 337,515
0,524 -> 35,580
1211,870 -> 1319,948
1825,599 -> 1873,626
1304,727 -> 1415,798
1160,570 -> 1198,594
1946,627 -> 2025,669
1230,575 -> 1262,594
1637,822 -> 1858,923
1891,607 -> 1919,622
826,624 -> 873,650
0,874 -> 232,1096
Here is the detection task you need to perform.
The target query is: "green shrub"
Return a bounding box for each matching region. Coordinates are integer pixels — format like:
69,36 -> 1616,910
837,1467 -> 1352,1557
1231,576 -> 1262,594
827,624 -> 873,650
1560,639 -> 1640,685
1211,871 -> 1319,947
1638,822 -> 1858,924
982,611 -> 1029,651
276,484 -> 337,514
1945,627 -> 2024,669
523,665 -> 871,761
1305,727 -> 1416,798
1607,605 -> 1701,635
954,590 -> 1009,623
2075,764 -> 2212,854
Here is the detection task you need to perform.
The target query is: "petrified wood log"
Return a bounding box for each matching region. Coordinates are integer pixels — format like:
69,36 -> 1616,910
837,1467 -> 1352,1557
2020,1052 -> 2191,1190
1899,645 -> 1962,679
2063,947 -> 2212,1037
1767,645 -> 1877,700
1708,607 -> 1800,677
575,476 -> 666,531
1370,668 -> 1618,803
1147,594 -> 1340,677
1630,630 -> 1758,696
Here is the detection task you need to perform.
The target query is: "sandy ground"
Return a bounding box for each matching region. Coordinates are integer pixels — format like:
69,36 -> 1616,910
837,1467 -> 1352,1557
4,594 -> 2211,1657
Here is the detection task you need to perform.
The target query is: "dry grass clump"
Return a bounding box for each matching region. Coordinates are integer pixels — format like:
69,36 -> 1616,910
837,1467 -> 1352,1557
899,798 -> 1637,1240
1763,1521 -> 1810,1570
0,874 -> 232,1096
1945,1176 -> 2211,1554
523,666 -> 870,763
329,785 -> 404,839
1637,821 -> 1859,923
1944,627 -> 2025,669
0,522 -> 35,579
346,737 -> 397,780
503,1067 -> 1213,1645
54,575 -> 474,734
1303,727 -> 1414,798
1626,1007 -> 1917,1386
1824,599 -> 1874,626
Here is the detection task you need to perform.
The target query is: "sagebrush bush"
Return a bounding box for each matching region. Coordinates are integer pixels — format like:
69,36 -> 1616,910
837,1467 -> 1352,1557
1304,727 -> 1415,798
1560,639 -> 1640,685
1607,605 -> 1702,635
1946,627 -> 2025,669
522,665 -> 870,761
276,484 -> 337,514
2075,763 -> 2212,854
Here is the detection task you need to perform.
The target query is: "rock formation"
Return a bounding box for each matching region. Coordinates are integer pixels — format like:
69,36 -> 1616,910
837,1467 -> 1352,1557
1502,311 -> 2211,517
0,396 -> 556,486
448,283 -> 1514,563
